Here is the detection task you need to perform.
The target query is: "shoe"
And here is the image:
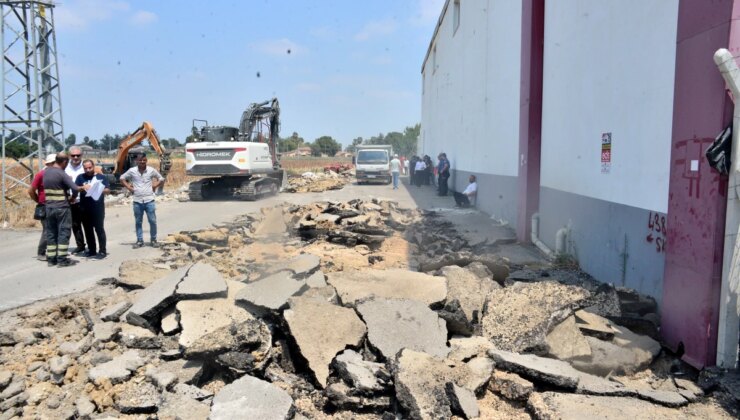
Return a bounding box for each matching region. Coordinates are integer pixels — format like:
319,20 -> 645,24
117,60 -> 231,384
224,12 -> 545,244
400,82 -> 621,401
94,252 -> 108,260
149,240 -> 158,247
37,255 -> 47,262
72,247 -> 86,255
133,241 -> 144,249
47,258 -> 57,267
83,250 -> 97,258
57,258 -> 78,268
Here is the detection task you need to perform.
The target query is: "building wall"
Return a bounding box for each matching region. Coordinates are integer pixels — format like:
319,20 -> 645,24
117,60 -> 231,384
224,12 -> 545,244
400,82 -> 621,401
538,0 -> 679,301
421,0 -> 522,223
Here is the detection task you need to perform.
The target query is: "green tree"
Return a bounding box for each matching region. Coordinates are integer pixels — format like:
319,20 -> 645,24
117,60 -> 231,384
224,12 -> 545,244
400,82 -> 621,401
65,133 -> 76,147
345,136 -> 363,153
4,142 -> 30,158
310,135 -> 341,157
279,132 -> 305,152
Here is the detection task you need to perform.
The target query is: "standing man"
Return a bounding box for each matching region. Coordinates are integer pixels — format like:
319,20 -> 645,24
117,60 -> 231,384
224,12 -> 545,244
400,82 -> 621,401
43,152 -> 91,267
414,157 -> 427,188
120,154 -> 164,248
437,153 -> 450,196
389,154 -> 401,190
76,159 -> 110,259
28,153 -> 56,261
65,146 -> 86,254
453,175 -> 478,208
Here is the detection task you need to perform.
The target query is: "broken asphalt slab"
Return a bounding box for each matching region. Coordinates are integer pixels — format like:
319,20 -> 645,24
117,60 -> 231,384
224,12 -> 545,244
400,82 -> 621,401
125,265 -> 191,328
357,298 -> 449,359
284,297 -> 366,388
327,269 -> 447,307
175,262 -> 228,299
209,374 -> 294,420
235,271 -> 308,315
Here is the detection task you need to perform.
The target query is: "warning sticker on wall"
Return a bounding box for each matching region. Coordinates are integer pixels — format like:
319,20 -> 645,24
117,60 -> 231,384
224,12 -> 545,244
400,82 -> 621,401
601,132 -> 611,174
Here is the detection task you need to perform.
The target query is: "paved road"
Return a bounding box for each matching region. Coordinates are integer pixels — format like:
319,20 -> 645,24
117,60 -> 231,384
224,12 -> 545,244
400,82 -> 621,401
0,181 -> 419,312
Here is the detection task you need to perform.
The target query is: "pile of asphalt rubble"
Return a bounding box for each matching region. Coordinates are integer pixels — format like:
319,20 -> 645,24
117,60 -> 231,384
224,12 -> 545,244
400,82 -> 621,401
0,198 -> 738,419
282,170 -> 352,194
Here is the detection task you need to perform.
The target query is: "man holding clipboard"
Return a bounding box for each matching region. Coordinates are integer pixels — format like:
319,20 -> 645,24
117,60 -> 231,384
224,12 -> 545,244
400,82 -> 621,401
75,159 -> 110,259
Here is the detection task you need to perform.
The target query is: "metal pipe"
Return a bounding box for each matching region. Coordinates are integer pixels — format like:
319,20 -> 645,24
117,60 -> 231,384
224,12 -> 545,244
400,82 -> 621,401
531,212 -> 555,259
713,48 -> 740,368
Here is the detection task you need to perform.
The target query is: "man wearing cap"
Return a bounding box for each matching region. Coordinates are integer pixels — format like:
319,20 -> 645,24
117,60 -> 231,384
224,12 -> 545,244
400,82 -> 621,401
27,153 -> 56,261
44,152 -> 91,267
389,153 -> 401,190
64,146 -> 86,254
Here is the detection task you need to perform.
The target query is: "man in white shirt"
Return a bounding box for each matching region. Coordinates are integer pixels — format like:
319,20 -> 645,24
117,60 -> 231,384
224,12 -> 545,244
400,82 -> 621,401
414,159 -> 426,188
453,175 -> 477,207
64,146 -> 86,254
389,154 -> 401,189
120,154 -> 164,248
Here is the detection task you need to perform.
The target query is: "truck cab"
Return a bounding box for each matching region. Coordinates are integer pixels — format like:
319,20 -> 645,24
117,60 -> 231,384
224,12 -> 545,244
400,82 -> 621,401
355,145 -> 392,184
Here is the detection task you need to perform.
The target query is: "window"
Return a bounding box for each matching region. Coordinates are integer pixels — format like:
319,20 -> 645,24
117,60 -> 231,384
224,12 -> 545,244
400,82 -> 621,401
453,0 -> 460,34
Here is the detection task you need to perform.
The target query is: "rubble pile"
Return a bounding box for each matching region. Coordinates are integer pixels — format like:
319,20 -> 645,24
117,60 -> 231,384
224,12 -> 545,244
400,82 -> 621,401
283,171 -> 352,193
0,200 -> 737,419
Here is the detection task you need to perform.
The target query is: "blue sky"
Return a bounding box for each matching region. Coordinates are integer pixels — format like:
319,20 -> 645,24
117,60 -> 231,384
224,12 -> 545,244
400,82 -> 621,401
54,0 -> 445,147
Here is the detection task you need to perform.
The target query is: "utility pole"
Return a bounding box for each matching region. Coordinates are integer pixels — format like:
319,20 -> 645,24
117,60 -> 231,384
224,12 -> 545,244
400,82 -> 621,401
0,1 -> 64,222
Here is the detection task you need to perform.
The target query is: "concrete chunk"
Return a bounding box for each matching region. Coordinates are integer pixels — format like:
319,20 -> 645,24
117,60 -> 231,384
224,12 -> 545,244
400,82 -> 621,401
545,315 -> 591,361
281,253 -> 321,278
441,265 -> 497,324
99,301 -> 132,322
489,371 -> 534,401
333,350 -> 391,394
115,380 -> 161,414
126,265 -> 190,328
235,271 -> 308,315
176,262 -> 228,299
305,270 -> 327,288
177,280 -> 252,348
481,281 -> 591,352
88,350 -> 145,384
284,297 -> 366,387
160,306 -> 180,335
358,298 -> 449,359
328,269 -> 447,307
210,374 -> 293,420
158,391 -> 210,420
527,392 -> 680,420
446,383 -> 479,419
93,322 -> 121,343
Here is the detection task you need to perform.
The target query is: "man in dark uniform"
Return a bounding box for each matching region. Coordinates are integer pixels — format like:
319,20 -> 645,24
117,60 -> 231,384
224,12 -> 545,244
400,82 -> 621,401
43,152 -> 90,267
76,159 -> 110,259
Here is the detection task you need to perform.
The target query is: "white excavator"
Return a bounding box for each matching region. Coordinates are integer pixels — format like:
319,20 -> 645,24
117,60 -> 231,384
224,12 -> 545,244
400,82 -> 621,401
186,98 -> 285,201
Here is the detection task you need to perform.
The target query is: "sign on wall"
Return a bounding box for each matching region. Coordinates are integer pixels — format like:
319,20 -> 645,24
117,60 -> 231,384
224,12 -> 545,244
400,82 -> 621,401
601,132 -> 612,174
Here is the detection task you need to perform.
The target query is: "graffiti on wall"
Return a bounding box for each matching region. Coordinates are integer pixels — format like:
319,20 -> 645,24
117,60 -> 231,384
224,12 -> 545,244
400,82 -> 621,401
673,137 -> 722,199
646,211 -> 667,253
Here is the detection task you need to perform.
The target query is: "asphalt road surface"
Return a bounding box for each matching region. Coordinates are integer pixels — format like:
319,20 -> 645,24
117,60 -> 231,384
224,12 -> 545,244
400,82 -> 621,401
0,181 -> 419,312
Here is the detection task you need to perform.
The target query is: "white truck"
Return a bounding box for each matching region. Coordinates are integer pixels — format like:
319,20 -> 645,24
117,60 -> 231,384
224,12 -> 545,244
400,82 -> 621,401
354,145 -> 393,184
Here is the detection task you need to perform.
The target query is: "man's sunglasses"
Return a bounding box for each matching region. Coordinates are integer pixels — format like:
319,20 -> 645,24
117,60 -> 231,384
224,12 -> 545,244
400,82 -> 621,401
71,154 -> 81,157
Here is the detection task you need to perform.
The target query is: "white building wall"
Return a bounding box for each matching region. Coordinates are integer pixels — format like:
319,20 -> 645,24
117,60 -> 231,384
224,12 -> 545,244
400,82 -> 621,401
538,0 -> 679,301
540,0 -> 678,213
421,0 -> 522,222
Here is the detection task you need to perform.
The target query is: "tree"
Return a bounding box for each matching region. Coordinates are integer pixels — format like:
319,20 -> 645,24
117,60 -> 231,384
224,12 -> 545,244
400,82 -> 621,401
163,138 -> 181,148
99,134 -> 117,151
4,142 -> 30,158
279,132 -> 305,152
345,137 -> 363,153
310,135 -> 341,157
65,133 -> 76,147
83,136 -> 100,149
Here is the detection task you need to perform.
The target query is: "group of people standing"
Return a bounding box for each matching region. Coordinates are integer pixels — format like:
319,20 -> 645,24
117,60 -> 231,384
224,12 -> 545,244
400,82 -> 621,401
28,147 -> 164,267
408,153 -> 450,195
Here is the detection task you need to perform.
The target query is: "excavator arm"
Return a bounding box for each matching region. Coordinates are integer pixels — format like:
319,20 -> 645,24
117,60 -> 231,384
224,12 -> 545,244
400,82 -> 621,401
113,121 -> 172,178
239,98 -> 280,167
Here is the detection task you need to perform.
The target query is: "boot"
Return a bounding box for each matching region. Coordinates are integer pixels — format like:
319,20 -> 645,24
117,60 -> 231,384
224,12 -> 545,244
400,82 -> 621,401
57,258 -> 78,268
47,257 -> 57,267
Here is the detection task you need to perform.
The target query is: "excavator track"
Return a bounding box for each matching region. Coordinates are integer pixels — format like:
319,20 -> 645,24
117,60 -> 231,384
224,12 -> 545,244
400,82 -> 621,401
188,179 -> 210,201
235,177 -> 279,201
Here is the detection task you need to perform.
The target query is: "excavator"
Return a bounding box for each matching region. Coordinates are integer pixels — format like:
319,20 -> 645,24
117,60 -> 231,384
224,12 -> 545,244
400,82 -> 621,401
99,122 -> 172,192
186,98 -> 284,201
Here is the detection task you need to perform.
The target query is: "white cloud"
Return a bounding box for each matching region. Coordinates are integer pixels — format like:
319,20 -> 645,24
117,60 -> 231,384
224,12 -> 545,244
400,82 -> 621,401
251,38 -> 307,56
55,0 -> 130,31
296,82 -> 321,92
129,10 -> 158,26
354,19 -> 398,41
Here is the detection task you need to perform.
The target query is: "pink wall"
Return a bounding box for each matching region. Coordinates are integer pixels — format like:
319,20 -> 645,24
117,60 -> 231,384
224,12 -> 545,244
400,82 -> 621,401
517,0 -> 545,242
662,0 -> 736,368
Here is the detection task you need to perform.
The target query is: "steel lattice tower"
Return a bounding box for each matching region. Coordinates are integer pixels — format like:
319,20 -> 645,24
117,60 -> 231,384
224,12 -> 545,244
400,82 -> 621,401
0,0 -> 63,221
